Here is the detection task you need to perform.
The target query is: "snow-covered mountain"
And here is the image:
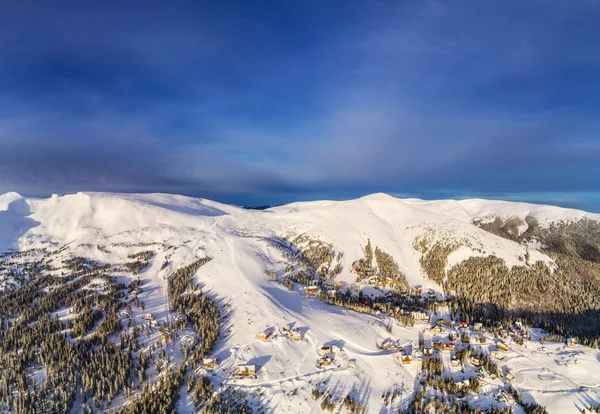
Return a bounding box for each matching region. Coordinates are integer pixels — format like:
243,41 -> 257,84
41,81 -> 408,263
1,191 -> 600,413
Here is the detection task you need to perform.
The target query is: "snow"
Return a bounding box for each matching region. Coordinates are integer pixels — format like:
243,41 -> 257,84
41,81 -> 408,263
1,191 -> 600,413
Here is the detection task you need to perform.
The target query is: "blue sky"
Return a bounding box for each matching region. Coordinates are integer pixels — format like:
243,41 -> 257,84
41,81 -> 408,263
1,0 -> 599,211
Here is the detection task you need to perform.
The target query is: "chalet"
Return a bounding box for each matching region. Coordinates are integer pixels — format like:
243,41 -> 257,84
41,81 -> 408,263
496,341 -> 509,352
470,356 -> 481,366
412,286 -> 423,295
318,357 -> 333,367
423,344 -> 433,356
429,326 -> 443,333
326,289 -> 337,297
566,337 -> 576,347
368,277 -> 377,285
473,323 -> 483,332
130,290 -> 138,297
380,338 -> 394,350
399,354 -> 413,364
492,351 -> 505,360
203,358 -> 217,369
257,329 -> 273,341
346,359 -> 356,367
237,364 -> 256,377
305,286 -> 320,296
451,357 -> 460,367
320,345 -> 341,356
143,313 -> 153,321
459,322 -> 468,329
410,311 -> 428,321
444,342 -> 455,351
291,328 -> 303,341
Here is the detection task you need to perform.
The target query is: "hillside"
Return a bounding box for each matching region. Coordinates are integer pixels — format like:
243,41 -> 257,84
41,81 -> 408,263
1,191 -> 600,413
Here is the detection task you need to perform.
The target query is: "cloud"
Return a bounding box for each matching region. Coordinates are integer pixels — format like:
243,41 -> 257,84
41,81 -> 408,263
0,0 -> 599,210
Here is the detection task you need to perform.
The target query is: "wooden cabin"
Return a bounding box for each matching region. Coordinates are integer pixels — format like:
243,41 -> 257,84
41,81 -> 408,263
257,329 -> 273,341
496,341 -> 509,352
203,358 -> 217,369
305,286 -> 320,296
237,364 -> 256,377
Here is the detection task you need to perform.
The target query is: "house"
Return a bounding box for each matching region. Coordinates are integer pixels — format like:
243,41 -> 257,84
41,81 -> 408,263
291,328 -> 303,341
444,342 -> 455,351
318,357 -> 333,367
492,351 -> 505,360
327,289 -> 337,297
237,364 -> 256,377
203,358 -> 217,369
496,341 -> 509,352
459,322 -> 468,329
566,337 -> 576,347
130,290 -> 138,297
305,286 -> 320,296
412,286 -> 423,295
410,311 -> 428,321
257,329 -> 273,341
380,338 -> 394,350
399,354 -> 413,364
423,345 -> 433,356
473,323 -> 483,331
320,345 -> 341,355
451,357 -> 460,367
143,313 -> 153,321
470,356 -> 481,366
429,326 -> 443,333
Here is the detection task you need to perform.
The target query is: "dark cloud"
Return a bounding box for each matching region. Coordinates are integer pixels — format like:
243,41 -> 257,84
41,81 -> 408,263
0,0 -> 599,210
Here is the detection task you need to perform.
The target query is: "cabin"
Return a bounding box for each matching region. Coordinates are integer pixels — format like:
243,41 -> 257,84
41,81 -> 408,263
459,322 -> 468,328
429,326 -> 443,333
451,357 -> 460,367
305,286 -> 320,296
327,289 -> 337,297
492,351 -> 505,360
237,364 -> 256,377
380,338 -> 394,350
411,311 -> 428,321
399,354 -> 413,364
130,290 -> 138,297
257,329 -> 273,341
566,337 -> 576,347
318,357 -> 333,367
161,331 -> 172,342
143,313 -> 153,321
473,323 -> 483,331
412,286 -> 423,295
291,328 -> 303,341
423,345 -> 433,356
470,357 -> 481,366
444,342 -> 455,351
496,341 -> 509,352
320,345 -> 341,355
203,358 -> 217,369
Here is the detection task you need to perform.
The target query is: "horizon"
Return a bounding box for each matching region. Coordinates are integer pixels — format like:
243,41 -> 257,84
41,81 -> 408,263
5,188 -> 600,214
1,1 -> 599,212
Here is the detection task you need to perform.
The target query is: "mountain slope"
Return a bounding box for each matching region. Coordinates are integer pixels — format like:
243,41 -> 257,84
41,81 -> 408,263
1,192 -> 600,413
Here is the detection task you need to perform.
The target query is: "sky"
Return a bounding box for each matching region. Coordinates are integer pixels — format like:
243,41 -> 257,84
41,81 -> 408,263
1,0 -> 600,211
